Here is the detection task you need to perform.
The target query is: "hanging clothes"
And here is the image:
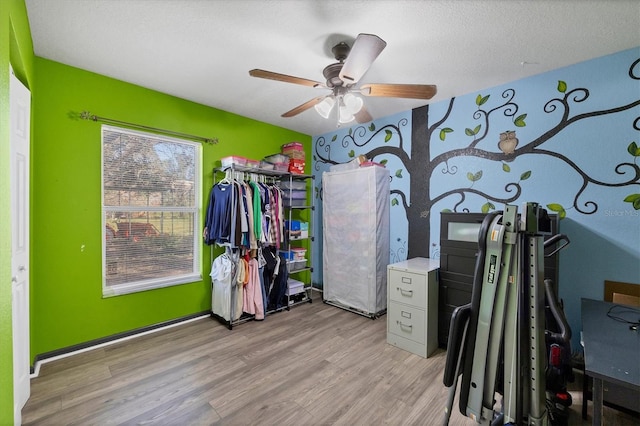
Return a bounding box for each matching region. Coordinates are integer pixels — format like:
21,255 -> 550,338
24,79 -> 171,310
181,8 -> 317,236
243,257 -> 264,320
204,181 -> 234,245
210,252 -> 233,321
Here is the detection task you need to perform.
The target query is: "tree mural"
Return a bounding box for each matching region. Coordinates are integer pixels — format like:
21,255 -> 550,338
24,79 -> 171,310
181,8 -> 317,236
314,58 -> 640,259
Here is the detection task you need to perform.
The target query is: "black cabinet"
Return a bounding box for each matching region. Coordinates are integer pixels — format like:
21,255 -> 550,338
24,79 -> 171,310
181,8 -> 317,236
438,212 -> 559,347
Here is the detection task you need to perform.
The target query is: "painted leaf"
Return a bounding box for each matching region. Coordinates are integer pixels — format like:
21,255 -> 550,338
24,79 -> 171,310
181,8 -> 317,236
369,123 -> 376,132
348,150 -> 355,158
331,134 -> 337,141
557,80 -> 567,93
514,113 -> 527,127
441,208 -> 453,213
473,124 -> 481,135
481,202 -> 491,213
465,128 -> 475,136
348,128 -> 353,136
467,171 -> 482,182
627,141 -> 640,156
380,159 -> 388,165
384,129 -> 392,142
313,155 -> 317,161
547,203 -> 567,219
439,127 -> 454,141
476,94 -> 490,106
624,194 -> 640,209
502,163 -> 511,172
391,198 -> 399,206
395,169 -> 403,178
520,170 -> 532,180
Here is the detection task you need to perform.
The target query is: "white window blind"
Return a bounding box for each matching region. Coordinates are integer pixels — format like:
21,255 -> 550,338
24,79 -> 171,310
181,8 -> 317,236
102,125 -> 201,296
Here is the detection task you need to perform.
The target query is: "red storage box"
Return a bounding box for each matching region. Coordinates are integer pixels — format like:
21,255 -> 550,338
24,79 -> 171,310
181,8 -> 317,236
282,142 -> 305,160
282,142 -> 303,151
289,158 -> 305,174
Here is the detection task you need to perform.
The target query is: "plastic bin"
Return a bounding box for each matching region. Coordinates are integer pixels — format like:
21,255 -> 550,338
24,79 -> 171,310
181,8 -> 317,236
284,190 -> 306,199
260,161 -> 275,170
245,159 -> 260,168
264,153 -> 289,164
280,250 -> 295,261
291,247 -> 307,260
279,180 -> 307,190
283,198 -> 306,207
273,162 -> 289,172
286,278 -> 305,295
287,260 -> 306,272
286,220 -> 301,231
289,159 -> 306,174
221,156 -> 247,167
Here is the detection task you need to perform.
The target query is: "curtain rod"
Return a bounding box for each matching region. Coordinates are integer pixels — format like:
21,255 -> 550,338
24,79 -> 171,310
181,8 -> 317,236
79,111 -> 219,145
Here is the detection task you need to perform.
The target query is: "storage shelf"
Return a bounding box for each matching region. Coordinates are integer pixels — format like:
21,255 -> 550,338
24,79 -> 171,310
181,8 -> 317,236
209,164 -> 314,331
216,165 -> 313,179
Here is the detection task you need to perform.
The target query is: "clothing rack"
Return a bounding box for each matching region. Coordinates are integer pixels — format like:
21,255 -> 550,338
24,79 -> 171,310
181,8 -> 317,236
207,165 -> 302,330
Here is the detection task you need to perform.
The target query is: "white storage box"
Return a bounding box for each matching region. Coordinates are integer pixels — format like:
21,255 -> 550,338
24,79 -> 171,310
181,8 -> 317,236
279,180 -> 307,190
287,259 -> 306,271
291,247 -> 307,260
286,278 -> 305,295
284,198 -> 306,207
283,190 -> 307,199
264,153 -> 289,164
221,156 -> 247,167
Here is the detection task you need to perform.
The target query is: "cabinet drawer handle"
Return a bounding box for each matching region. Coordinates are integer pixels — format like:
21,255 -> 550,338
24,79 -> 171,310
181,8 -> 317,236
396,320 -> 413,329
397,287 -> 413,296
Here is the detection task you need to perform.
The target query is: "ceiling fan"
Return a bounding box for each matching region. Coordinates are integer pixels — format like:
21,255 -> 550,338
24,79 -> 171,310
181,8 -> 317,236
249,33 -> 437,125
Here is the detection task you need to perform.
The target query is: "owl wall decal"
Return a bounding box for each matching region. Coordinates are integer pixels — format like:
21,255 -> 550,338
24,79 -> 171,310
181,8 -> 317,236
498,131 -> 518,154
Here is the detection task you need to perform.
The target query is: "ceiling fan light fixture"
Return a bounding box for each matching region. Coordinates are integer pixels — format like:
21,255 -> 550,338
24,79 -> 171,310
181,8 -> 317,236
343,93 -> 363,114
338,106 -> 355,123
314,96 -> 335,119
337,93 -> 363,123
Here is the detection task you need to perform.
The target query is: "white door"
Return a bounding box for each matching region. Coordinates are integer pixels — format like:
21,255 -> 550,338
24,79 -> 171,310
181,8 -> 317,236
10,69 -> 31,425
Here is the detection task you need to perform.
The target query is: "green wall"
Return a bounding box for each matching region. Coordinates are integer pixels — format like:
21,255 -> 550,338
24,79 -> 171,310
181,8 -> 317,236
1,0 -> 34,423
0,8 -> 12,423
30,56 -> 310,359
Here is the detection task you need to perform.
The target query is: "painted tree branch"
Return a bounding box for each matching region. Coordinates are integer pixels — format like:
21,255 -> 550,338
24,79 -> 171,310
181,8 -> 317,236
390,189 -> 409,214
431,182 -> 522,211
431,97 -> 640,168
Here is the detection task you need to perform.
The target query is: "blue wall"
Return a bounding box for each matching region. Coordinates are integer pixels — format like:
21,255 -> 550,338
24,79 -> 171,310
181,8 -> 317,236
312,47 -> 640,351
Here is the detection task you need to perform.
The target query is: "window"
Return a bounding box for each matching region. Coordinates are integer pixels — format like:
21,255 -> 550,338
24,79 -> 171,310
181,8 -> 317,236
102,125 -> 201,296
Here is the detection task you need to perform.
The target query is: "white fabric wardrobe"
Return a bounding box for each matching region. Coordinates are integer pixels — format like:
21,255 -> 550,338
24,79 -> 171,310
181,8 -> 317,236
322,165 -> 390,317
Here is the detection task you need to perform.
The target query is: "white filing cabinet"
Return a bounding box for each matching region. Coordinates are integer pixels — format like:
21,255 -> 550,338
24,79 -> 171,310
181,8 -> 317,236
387,257 -> 440,358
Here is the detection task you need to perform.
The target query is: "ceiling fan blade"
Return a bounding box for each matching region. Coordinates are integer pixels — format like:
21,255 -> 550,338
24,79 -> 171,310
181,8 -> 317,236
354,106 -> 373,123
361,83 -> 437,100
339,33 -> 387,85
249,69 -> 325,88
281,96 -> 327,118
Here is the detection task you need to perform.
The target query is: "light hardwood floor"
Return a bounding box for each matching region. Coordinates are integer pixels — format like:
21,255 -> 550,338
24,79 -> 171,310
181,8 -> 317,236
22,293 -> 638,425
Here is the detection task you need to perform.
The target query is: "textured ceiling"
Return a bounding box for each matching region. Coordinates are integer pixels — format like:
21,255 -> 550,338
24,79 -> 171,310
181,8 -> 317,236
25,0 -> 640,137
